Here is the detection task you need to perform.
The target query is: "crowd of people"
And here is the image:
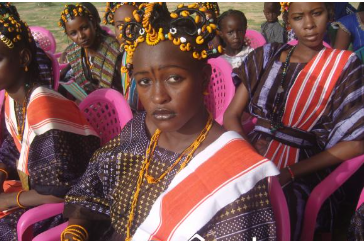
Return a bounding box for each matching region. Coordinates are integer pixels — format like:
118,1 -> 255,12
0,2 -> 363,241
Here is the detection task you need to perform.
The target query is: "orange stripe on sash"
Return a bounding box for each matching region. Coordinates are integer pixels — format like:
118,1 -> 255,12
149,140 -> 268,240
4,95 -> 22,152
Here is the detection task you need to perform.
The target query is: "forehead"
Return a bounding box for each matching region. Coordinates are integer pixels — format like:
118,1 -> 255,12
133,41 -> 201,71
65,16 -> 90,30
221,14 -> 245,28
289,2 -> 326,13
114,5 -> 137,22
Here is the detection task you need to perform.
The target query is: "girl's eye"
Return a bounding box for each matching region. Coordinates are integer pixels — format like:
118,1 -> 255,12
292,16 -> 302,21
313,11 -> 322,16
69,31 -> 76,36
137,78 -> 151,86
166,75 -> 183,83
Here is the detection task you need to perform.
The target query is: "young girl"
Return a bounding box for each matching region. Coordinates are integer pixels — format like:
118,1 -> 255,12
218,10 -> 253,70
224,2 -> 364,240
104,2 -> 145,111
0,15 -> 100,241
59,4 -> 122,95
61,3 -> 279,241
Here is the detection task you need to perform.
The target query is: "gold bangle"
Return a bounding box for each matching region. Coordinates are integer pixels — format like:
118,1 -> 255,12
16,190 -> 26,209
66,225 -> 89,240
0,168 -> 8,180
66,228 -> 86,240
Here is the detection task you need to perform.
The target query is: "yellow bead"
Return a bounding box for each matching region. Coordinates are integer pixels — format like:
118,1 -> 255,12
196,36 -> 204,44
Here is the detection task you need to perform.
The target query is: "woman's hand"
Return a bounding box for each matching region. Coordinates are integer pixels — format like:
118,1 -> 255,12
0,192 -> 16,211
278,168 -> 292,187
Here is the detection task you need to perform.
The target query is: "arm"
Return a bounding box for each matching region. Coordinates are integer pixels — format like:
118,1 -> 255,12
279,140 -> 364,185
334,28 -> 351,50
223,82 -> 250,140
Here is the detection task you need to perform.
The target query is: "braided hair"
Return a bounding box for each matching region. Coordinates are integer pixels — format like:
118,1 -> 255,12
0,15 -> 41,85
58,4 -> 94,32
217,9 -> 247,31
0,2 -> 20,20
120,2 -> 223,73
103,2 -> 145,25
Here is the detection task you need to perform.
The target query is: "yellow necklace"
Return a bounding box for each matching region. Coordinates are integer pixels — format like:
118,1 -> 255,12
125,113 -> 213,241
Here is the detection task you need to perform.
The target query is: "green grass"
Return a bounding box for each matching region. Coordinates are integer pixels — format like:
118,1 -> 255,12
12,2 -> 360,53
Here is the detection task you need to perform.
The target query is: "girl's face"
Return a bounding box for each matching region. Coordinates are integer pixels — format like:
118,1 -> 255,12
220,14 -> 246,53
65,16 -> 97,49
288,2 -> 328,48
113,5 -> 137,45
0,41 -> 26,90
133,40 -> 211,133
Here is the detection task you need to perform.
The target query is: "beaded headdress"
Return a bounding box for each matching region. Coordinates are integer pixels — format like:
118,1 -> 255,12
199,2 -> 220,18
120,2 -> 223,73
0,15 -> 33,49
280,2 -> 290,13
0,2 -> 20,20
103,2 -> 145,25
58,4 -> 93,31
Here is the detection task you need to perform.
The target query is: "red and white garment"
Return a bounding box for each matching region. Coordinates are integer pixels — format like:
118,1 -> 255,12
264,48 -> 354,169
4,86 -> 99,175
132,131 -> 279,241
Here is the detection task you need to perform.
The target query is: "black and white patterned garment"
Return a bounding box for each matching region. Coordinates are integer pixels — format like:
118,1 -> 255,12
64,112 -> 277,241
0,116 -> 100,241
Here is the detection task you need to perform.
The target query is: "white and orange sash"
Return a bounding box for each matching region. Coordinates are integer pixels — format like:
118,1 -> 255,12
132,131 -> 279,241
265,48 -> 354,169
4,87 -> 99,175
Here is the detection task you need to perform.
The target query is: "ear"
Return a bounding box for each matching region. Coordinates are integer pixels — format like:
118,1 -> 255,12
201,62 -> 212,92
19,48 -> 32,69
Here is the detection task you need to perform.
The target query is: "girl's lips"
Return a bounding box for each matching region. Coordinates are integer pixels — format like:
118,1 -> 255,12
152,109 -> 176,121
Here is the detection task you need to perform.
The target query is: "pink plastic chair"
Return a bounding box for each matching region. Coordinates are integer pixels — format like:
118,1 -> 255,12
45,53 -> 60,91
357,188 -> 364,210
269,176 -> 291,241
245,29 -> 267,49
204,57 -> 235,125
300,154 -> 364,241
79,88 -> 133,145
288,39 -> 332,48
101,25 -> 115,37
17,203 -> 65,241
29,26 -> 57,54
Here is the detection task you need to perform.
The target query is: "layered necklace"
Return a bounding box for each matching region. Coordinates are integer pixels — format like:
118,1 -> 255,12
13,86 -> 33,141
125,113 -> 214,241
269,46 -> 296,133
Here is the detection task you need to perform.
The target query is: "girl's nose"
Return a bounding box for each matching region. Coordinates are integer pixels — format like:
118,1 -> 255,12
152,82 -> 170,105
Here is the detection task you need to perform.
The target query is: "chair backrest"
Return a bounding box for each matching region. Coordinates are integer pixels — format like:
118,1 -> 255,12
29,26 -> 57,54
245,29 -> 266,49
204,57 -> 235,125
101,25 -> 115,37
45,53 -> 60,91
357,188 -> 364,210
269,176 -> 291,241
79,88 -> 133,145
355,46 -> 364,62
288,39 -> 332,48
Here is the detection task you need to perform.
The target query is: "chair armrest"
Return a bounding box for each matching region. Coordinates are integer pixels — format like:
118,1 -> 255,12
17,203 -> 64,241
301,155 -> 364,241
33,222 -> 69,241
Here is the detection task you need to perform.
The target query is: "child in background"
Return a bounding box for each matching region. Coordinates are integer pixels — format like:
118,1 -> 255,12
261,2 -> 285,43
218,10 -> 253,70
103,2 -> 144,111
59,4 -> 122,95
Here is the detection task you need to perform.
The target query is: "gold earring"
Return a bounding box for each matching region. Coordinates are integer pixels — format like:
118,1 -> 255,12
203,90 -> 209,96
24,66 -> 28,72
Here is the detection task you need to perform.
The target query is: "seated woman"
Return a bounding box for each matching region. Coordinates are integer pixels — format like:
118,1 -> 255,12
59,4 -> 122,95
224,2 -> 364,240
0,15 -> 100,241
61,3 -> 279,241
103,2 -> 145,111
0,2 -> 54,89
334,5 -> 364,52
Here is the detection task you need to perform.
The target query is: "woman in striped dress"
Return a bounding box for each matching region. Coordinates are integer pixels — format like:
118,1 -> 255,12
224,2 -> 364,240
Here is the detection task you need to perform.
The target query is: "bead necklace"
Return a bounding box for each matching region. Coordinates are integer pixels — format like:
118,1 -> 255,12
84,49 -> 93,70
269,46 -> 296,133
10,86 -> 32,141
125,113 -> 214,241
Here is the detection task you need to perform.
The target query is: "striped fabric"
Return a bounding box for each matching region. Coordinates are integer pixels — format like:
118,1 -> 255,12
264,48 -> 353,169
65,34 -> 120,93
132,131 -> 279,241
4,87 -> 99,175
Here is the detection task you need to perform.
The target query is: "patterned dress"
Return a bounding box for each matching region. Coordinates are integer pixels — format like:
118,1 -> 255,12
234,43 -> 364,240
334,13 -> 364,51
64,33 -> 122,94
0,89 -> 100,241
64,112 -> 278,241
